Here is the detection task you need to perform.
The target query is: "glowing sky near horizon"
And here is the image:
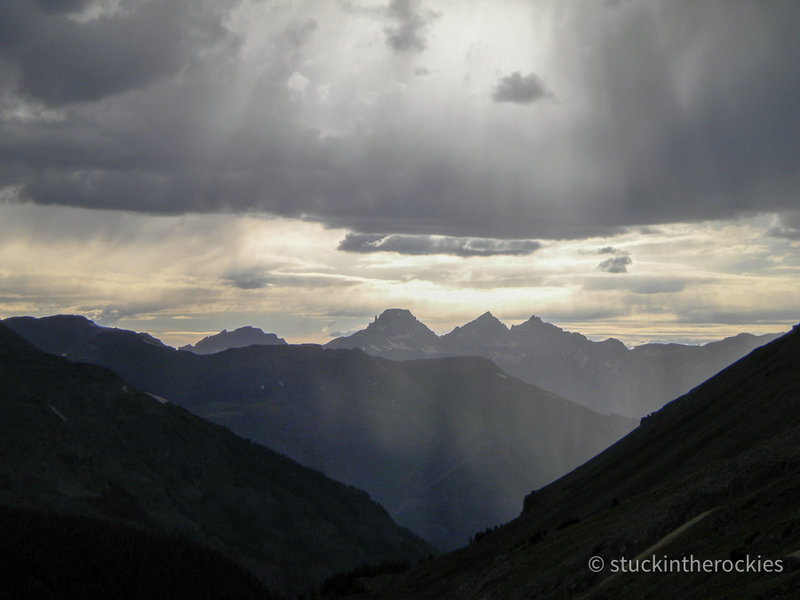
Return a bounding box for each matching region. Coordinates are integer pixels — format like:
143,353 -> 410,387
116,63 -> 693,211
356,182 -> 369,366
1,0 -> 798,346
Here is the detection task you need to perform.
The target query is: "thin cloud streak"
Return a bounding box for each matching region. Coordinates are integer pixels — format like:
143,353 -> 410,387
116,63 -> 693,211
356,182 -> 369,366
338,233 -> 542,257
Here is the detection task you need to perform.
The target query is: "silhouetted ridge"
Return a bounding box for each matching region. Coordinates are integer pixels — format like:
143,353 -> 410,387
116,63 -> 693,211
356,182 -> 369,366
3,315 -> 634,551
180,326 -> 287,354
324,309 -> 781,416
0,322 -> 434,596
351,323 -> 800,600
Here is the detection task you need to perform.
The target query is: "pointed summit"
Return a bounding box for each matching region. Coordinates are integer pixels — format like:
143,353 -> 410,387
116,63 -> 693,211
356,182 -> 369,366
443,312 -> 508,348
325,308 -> 442,357
468,311 -> 507,332
509,315 -> 587,345
366,308 -> 436,337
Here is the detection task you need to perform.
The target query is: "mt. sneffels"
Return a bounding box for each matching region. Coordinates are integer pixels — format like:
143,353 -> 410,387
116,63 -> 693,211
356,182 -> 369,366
0,323 -> 432,597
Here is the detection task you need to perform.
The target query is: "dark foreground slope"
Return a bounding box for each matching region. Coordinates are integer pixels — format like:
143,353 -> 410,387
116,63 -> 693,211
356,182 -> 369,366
3,315 -> 635,551
357,324 -> 800,599
0,505 -> 276,600
0,324 -> 432,597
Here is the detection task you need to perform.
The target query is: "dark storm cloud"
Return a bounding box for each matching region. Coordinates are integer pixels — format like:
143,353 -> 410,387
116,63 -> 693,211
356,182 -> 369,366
338,233 -> 542,257
596,249 -> 632,273
384,0 -> 434,53
0,0 -> 238,106
491,71 -> 549,104
31,0 -> 93,14
1,1 -> 799,241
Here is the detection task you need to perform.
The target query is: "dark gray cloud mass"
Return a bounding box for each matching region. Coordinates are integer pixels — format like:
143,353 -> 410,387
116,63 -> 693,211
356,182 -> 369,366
384,0 -> 434,52
0,0 -> 237,106
597,255 -> 632,274
31,0 -> 93,14
491,71 -> 549,104
0,1 -> 798,242
768,212 -> 800,240
596,247 -> 632,273
339,233 -> 542,257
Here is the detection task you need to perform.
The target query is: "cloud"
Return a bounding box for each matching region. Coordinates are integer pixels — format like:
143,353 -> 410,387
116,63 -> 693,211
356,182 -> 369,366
31,0 -> 93,14
0,0 -> 239,106
768,212 -> 800,240
223,271 -> 273,290
285,18 -> 318,47
0,1 -> 799,243
596,247 -> 632,273
583,276 -> 690,295
338,233 -> 542,257
491,71 -> 549,104
597,255 -> 632,273
384,0 -> 435,53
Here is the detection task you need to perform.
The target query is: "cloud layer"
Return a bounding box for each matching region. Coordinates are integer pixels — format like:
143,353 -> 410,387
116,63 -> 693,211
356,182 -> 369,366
338,233 -> 542,256
0,1 -> 798,241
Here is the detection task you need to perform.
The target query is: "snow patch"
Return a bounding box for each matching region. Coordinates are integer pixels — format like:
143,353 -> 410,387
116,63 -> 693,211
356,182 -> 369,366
148,393 -> 169,404
49,405 -> 67,422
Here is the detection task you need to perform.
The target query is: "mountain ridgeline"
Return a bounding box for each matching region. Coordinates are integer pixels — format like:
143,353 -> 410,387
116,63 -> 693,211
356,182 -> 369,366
3,315 -> 635,551
325,309 -> 781,417
180,326 -> 287,354
0,323 -> 433,597
350,324 -> 800,599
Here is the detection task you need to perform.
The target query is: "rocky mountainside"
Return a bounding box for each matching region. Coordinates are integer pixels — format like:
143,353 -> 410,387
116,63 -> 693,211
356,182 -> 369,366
353,324 -> 800,599
325,308 -> 442,359
325,309 -> 781,417
4,315 -> 636,551
0,323 -> 433,597
180,326 -> 287,354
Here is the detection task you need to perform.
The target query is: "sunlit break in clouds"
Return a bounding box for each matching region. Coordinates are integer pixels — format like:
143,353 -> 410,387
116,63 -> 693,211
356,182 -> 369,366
0,0 -> 798,345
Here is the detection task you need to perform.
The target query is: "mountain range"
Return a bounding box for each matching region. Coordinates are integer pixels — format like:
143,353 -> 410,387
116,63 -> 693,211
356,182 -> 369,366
0,322 -> 432,597
3,315 -> 635,551
346,323 -> 800,599
325,309 -> 781,417
180,326 -> 287,354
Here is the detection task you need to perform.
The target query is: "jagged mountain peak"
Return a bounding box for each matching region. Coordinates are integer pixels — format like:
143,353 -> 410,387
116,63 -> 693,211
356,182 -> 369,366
361,308 -> 437,338
444,311 -> 508,341
470,311 -> 506,328
180,326 -> 287,355
371,307 -> 425,324
509,314 -> 588,343
324,308 -> 440,355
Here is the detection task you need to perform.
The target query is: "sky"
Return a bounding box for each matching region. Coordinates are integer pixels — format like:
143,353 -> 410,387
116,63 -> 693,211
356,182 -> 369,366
1,0 -> 798,347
